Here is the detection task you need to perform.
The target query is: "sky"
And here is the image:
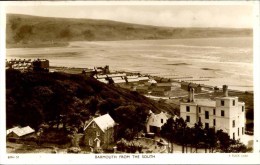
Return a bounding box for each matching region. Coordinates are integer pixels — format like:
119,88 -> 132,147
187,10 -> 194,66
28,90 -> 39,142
5,2 -> 254,28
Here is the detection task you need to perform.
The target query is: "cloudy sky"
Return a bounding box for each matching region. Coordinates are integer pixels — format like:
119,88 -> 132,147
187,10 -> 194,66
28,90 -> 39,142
5,2 -> 254,28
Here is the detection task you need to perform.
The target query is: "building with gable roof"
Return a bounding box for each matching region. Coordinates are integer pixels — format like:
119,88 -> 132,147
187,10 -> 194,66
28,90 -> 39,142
6,126 -> 35,138
83,114 -> 117,149
146,111 -> 171,134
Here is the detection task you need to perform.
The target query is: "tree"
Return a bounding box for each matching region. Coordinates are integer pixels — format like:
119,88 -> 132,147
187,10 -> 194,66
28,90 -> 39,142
205,128 -> 217,153
160,118 -> 175,152
192,121 -> 204,152
82,30 -> 95,40
14,25 -> 33,42
216,130 -> 231,153
59,28 -> 72,39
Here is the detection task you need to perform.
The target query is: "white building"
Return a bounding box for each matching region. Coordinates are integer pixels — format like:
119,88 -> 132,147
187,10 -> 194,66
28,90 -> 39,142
146,111 -> 170,133
180,85 -> 245,140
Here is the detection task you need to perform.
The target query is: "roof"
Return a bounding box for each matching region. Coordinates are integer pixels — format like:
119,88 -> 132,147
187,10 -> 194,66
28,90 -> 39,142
108,73 -> 126,77
216,96 -> 238,100
138,77 -> 149,81
97,78 -> 109,84
127,78 -> 139,82
136,86 -> 149,90
181,82 -> 190,86
6,126 -> 19,135
148,79 -> 157,84
157,83 -> 172,87
7,126 -> 35,137
195,99 -> 216,107
189,83 -> 201,88
84,114 -> 116,132
149,111 -> 170,121
113,79 -> 126,84
112,77 -> 126,83
127,75 -> 139,79
96,75 -> 107,79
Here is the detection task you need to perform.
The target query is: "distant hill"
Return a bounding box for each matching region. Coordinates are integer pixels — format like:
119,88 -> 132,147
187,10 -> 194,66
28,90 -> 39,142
6,14 -> 252,48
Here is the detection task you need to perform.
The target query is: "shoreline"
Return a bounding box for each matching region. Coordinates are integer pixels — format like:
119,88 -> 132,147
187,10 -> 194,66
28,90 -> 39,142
49,66 -> 253,94
6,36 -> 252,49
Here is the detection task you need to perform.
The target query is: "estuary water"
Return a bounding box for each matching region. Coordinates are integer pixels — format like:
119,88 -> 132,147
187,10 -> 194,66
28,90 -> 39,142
6,37 -> 253,91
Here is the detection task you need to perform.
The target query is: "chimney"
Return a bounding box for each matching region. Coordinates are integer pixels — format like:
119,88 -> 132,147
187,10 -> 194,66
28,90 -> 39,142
223,85 -> 228,97
189,88 -> 195,102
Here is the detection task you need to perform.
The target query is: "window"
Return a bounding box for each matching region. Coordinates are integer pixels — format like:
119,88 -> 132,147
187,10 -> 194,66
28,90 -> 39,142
221,100 -> 225,106
242,127 -> 244,135
205,111 -> 209,119
233,133 -> 235,140
205,123 -> 209,129
186,116 -> 190,122
232,120 -> 235,128
233,100 -> 235,106
96,131 -> 100,136
161,119 -> 164,123
89,138 -> 93,145
199,107 -> 201,113
238,128 -> 240,136
213,119 -> 216,126
92,122 -> 96,128
221,110 -> 225,117
242,106 -> 244,112
186,106 -> 190,112
213,109 -> 216,115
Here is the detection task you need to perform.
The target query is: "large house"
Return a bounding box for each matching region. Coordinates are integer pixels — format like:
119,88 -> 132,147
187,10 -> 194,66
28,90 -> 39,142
180,85 -> 245,140
83,114 -> 117,149
146,111 -> 170,134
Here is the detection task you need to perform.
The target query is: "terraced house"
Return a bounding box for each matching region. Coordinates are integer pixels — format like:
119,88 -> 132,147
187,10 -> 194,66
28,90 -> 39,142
180,85 -> 245,140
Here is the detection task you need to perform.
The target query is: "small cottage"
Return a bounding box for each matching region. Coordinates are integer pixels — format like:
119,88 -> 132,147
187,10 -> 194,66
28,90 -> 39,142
83,114 -> 117,149
6,126 -> 35,139
146,111 -> 170,134
156,83 -> 172,91
151,87 -> 168,96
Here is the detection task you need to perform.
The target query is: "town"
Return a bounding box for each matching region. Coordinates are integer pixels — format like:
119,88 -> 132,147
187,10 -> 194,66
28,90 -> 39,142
6,59 -> 254,154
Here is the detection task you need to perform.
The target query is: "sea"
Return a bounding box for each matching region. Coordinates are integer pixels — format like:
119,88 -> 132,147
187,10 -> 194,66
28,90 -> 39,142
6,37 -> 253,91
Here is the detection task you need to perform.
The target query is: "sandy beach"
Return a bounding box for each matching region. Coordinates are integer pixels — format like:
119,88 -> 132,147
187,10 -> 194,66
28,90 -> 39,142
6,37 -> 253,91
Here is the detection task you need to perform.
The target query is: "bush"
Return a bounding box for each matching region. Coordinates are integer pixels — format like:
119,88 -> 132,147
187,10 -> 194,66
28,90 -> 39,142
67,147 -> 81,153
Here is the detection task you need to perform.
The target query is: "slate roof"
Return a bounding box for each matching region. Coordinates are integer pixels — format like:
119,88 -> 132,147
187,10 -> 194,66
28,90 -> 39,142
7,126 -> 35,137
84,114 -> 116,132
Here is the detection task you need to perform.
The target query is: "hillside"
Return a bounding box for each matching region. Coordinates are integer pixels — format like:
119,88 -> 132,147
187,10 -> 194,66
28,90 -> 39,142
6,14 -> 252,48
6,70 -> 177,139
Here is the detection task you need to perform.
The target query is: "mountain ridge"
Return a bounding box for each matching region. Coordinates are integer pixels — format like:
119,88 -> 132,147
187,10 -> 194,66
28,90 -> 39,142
6,14 -> 253,48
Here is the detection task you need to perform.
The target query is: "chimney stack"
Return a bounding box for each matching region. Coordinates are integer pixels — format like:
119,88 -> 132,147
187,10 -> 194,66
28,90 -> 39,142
189,88 -> 195,102
223,85 -> 228,97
